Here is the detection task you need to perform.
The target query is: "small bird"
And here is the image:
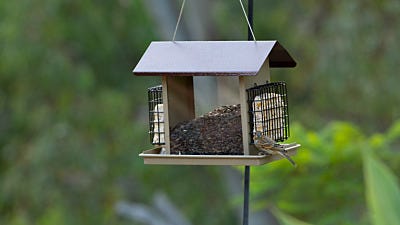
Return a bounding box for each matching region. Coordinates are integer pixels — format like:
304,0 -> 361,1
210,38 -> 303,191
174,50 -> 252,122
253,131 -> 296,167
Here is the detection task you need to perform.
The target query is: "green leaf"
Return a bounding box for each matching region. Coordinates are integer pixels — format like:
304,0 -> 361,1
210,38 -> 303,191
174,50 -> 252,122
387,120 -> 400,142
272,208 -> 313,225
364,153 -> 400,225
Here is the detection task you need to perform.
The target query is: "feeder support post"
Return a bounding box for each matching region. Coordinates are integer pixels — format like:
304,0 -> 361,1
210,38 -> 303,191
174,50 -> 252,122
162,76 -> 195,154
247,0 -> 254,41
243,2 -> 253,225
161,76 -> 171,153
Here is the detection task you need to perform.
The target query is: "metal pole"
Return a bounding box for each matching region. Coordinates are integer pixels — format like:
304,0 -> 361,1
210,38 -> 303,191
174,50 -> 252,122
243,2 -> 254,225
247,0 -> 254,41
243,166 -> 250,225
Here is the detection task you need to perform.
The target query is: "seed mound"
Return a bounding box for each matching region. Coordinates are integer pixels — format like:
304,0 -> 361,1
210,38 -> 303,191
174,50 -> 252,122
170,104 -> 243,155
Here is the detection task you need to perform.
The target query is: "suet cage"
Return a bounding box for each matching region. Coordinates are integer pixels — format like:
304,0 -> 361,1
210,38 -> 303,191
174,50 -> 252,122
247,81 -> 289,143
148,85 -> 164,145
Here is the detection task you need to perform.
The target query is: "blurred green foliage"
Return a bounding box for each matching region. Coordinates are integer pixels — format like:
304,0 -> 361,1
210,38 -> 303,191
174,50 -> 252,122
272,151 -> 400,225
0,1 -> 237,224
250,121 -> 400,225
0,0 -> 154,224
364,152 -> 400,225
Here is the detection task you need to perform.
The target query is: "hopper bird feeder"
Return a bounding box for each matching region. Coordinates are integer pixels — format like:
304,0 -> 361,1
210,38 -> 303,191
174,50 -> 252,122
133,40 -> 300,165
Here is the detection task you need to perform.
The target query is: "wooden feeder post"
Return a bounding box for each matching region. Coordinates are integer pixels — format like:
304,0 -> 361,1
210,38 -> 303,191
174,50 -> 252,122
239,60 -> 271,155
162,76 -> 195,154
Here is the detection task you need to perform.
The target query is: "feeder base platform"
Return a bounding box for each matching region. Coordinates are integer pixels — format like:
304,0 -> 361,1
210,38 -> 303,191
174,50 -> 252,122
139,144 -> 300,165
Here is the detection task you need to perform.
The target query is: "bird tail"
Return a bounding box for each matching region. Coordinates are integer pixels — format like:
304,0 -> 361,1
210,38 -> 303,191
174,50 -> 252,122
277,151 -> 297,167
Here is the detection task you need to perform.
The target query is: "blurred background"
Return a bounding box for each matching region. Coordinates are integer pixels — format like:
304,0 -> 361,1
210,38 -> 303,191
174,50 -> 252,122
1,0 -> 399,224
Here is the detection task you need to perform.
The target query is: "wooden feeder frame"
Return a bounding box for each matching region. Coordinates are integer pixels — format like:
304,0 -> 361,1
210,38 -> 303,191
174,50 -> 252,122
134,40 -> 299,166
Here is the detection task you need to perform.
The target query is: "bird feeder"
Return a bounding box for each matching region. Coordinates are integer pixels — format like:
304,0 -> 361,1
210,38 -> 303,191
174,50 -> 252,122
133,41 -> 300,165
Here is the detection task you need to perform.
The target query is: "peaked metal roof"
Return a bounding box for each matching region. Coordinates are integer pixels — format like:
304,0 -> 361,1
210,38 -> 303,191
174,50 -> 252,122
133,41 -> 296,76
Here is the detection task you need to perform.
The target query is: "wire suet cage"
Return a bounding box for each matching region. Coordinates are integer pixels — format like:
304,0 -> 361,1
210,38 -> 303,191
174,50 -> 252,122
247,81 -> 289,143
148,85 -> 164,145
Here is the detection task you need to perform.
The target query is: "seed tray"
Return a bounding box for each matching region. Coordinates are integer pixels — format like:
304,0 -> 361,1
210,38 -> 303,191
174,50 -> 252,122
139,144 -> 300,166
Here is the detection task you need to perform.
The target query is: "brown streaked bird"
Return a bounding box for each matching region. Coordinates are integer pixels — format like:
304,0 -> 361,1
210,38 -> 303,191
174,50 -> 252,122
253,131 -> 296,167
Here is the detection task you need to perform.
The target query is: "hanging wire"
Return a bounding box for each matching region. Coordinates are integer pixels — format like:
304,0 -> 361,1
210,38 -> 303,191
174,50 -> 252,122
172,0 -> 186,41
239,0 -> 256,41
172,0 -> 257,42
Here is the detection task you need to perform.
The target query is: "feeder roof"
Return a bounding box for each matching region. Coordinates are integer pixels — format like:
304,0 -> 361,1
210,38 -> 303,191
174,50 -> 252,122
133,41 -> 296,76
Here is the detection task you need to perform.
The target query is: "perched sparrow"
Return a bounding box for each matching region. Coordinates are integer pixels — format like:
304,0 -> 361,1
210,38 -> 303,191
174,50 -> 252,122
253,131 -> 296,167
